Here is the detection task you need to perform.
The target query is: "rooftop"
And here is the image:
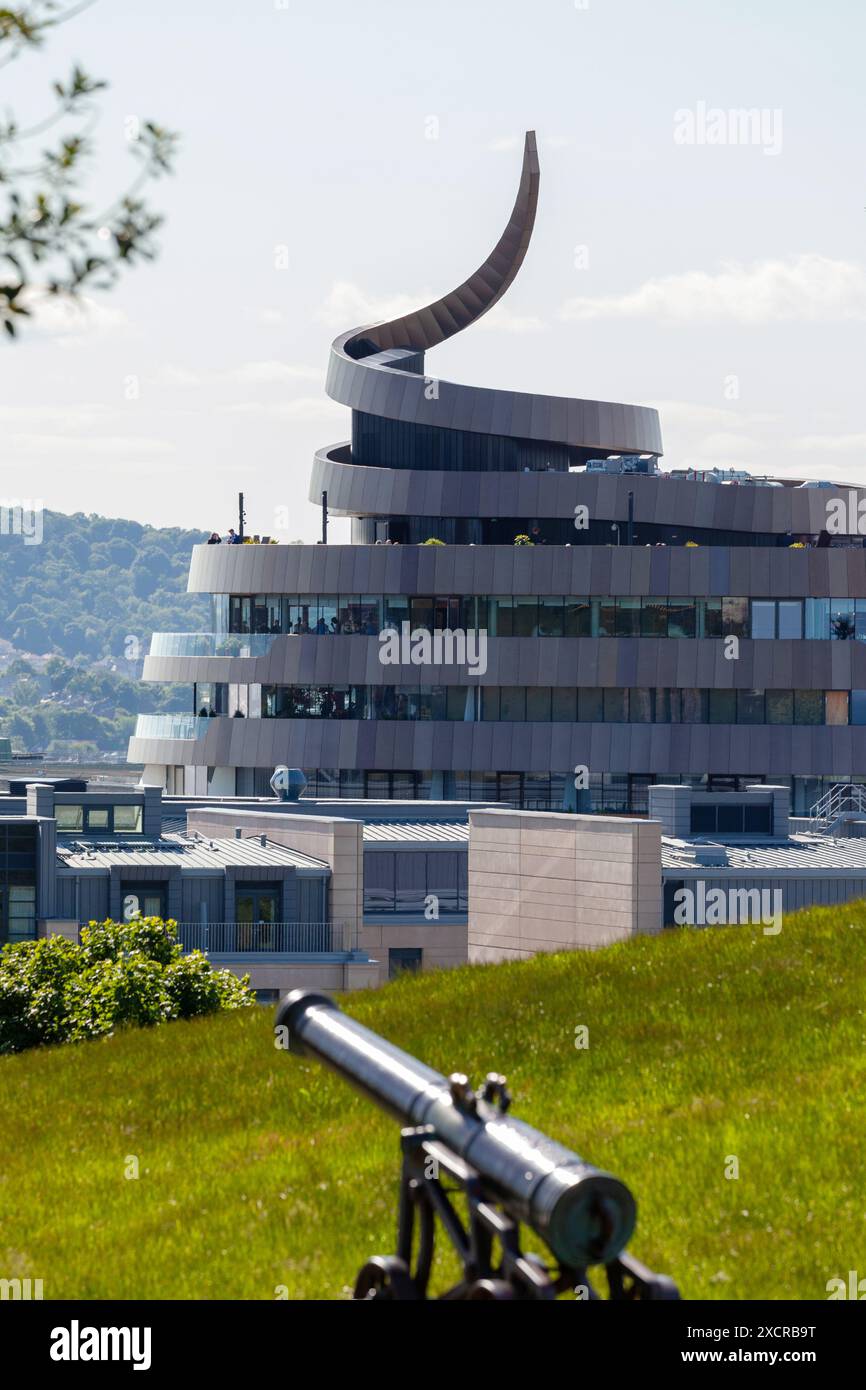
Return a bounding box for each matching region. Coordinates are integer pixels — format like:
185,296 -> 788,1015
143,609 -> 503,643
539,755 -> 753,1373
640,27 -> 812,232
662,833 -> 866,874
55,828 -> 328,873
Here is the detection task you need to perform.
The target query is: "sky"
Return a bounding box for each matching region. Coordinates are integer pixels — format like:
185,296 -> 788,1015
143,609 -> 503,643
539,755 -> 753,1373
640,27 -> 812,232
2,0 -> 865,542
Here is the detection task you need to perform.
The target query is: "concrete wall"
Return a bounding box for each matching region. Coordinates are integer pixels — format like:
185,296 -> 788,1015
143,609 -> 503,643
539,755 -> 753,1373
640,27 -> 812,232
468,808 -> 662,963
360,918 -> 467,981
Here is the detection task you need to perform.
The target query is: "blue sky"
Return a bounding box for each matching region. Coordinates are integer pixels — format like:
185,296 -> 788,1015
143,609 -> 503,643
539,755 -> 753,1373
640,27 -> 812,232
2,0 -> 865,539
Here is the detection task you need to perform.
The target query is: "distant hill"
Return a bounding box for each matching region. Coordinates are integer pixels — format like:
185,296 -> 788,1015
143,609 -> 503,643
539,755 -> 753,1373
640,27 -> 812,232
0,510 -> 208,662
0,510 -> 208,756
0,904 -> 862,1298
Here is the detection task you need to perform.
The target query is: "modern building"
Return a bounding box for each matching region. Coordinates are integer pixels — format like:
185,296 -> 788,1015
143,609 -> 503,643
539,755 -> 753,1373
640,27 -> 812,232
6,776 -> 866,991
0,779 -> 476,992
129,130 -> 866,818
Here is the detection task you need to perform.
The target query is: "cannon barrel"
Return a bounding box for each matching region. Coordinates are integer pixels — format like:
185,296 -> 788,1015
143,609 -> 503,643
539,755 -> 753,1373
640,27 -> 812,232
277,989 -> 636,1269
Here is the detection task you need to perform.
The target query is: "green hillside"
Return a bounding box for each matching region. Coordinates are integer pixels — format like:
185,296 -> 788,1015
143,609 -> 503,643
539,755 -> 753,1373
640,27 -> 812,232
0,510 -> 208,661
1,904 -> 863,1300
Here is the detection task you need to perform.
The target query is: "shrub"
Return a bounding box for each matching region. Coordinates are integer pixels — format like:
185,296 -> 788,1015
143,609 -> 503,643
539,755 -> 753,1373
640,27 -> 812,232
513,534 -> 534,546
0,917 -> 253,1055
422,537 -> 445,545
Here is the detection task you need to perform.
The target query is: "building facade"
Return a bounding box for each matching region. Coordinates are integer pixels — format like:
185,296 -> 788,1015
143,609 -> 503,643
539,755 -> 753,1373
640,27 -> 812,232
129,131 -> 866,817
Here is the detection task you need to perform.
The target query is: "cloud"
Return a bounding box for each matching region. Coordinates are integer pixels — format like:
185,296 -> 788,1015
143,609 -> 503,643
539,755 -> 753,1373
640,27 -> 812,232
317,280 -> 435,329
231,361 -> 322,384
222,396 -> 345,422
790,434 -> 866,453
474,304 -> 545,334
19,290 -> 129,340
560,255 -> 866,324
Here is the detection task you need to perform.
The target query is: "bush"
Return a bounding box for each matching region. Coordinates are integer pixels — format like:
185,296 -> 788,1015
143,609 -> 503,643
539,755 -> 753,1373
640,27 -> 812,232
0,917 -> 253,1055
422,537 -> 445,545
513,534 -> 534,546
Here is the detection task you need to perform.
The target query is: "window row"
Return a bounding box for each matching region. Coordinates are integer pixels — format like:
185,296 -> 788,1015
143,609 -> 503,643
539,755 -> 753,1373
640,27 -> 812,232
216,594 -> 866,641
219,683 -> 866,726
363,850 -> 468,915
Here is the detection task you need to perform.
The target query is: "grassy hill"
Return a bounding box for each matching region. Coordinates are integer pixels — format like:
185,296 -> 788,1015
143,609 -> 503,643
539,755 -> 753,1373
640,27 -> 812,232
1,903 -> 864,1300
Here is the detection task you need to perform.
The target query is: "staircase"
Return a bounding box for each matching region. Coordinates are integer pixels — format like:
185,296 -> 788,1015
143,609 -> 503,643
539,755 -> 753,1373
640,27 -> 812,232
807,783 -> 866,835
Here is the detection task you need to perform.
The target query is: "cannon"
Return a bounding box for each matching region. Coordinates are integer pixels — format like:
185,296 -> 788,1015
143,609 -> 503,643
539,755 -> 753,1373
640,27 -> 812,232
276,989 -> 679,1301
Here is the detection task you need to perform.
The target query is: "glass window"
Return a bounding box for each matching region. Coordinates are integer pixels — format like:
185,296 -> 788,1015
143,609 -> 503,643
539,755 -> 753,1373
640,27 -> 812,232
597,598 -> 616,637
667,598 -> 696,639
395,853 -> 427,912
851,691 -> 866,725
564,598 -> 591,637
447,686 -> 475,720
744,804 -> 772,834
500,687 -> 526,721
794,689 -> 823,724
616,597 -> 641,637
654,687 -> 672,723
360,596 -> 382,635
805,598 -> 829,640
723,598 -> 749,639
55,805 -> 84,832
384,595 -> 409,631
751,601 -> 776,639
86,808 -> 110,829
410,597 -> 434,632
737,689 -> 765,724
427,851 -> 458,913
681,689 -> 707,723
825,691 -> 849,726
856,600 -> 866,644
552,688 -> 577,721
512,597 -> 538,637
537,596 -> 563,637
488,597 -> 513,637
316,597 -> 338,634
830,600 -> 856,641
364,853 -> 396,912
766,690 -> 794,723
578,688 -> 603,721
113,805 -> 143,832
337,595 -> 359,633
700,598 -> 723,638
717,804 -> 744,834
603,688 -> 627,722
526,687 -> 551,721
629,688 -> 653,722
777,601 -> 802,640
641,597 -> 668,638
389,948 -> 422,978
427,686 -> 447,720
709,690 -> 736,723
481,688 -> 500,720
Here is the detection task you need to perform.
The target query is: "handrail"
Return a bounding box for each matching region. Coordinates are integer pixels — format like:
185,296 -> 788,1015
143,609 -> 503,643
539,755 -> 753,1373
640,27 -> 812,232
807,782 -> 866,832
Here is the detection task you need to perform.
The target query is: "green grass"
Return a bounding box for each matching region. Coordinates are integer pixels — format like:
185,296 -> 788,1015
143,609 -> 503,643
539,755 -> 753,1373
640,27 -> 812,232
2,904 -> 865,1300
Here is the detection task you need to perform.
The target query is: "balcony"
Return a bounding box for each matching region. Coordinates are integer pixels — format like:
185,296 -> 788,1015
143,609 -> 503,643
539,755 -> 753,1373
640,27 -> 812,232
174,920 -> 357,955
133,713 -> 212,741
149,633 -> 277,658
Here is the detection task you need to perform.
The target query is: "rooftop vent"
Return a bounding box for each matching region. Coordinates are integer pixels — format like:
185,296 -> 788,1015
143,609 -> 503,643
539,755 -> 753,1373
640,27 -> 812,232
234,827 -> 242,839
692,844 -> 728,867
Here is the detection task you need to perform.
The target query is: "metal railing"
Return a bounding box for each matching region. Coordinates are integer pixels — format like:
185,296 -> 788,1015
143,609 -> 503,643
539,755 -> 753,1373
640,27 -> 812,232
807,782 -> 866,833
132,713 -> 212,741
149,632 -> 277,659
174,920 -> 356,955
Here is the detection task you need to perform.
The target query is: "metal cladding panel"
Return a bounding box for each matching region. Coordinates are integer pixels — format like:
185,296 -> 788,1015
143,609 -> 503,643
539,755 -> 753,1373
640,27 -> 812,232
674,641 -> 699,688
491,547 -> 516,595
608,547 -> 631,595
512,545 -> 538,594
648,547 -> 671,595
595,640 -> 619,687
827,549 -> 849,595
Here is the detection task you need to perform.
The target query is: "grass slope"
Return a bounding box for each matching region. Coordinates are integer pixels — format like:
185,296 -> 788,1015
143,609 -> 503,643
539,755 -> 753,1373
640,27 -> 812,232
1,904 -> 864,1301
